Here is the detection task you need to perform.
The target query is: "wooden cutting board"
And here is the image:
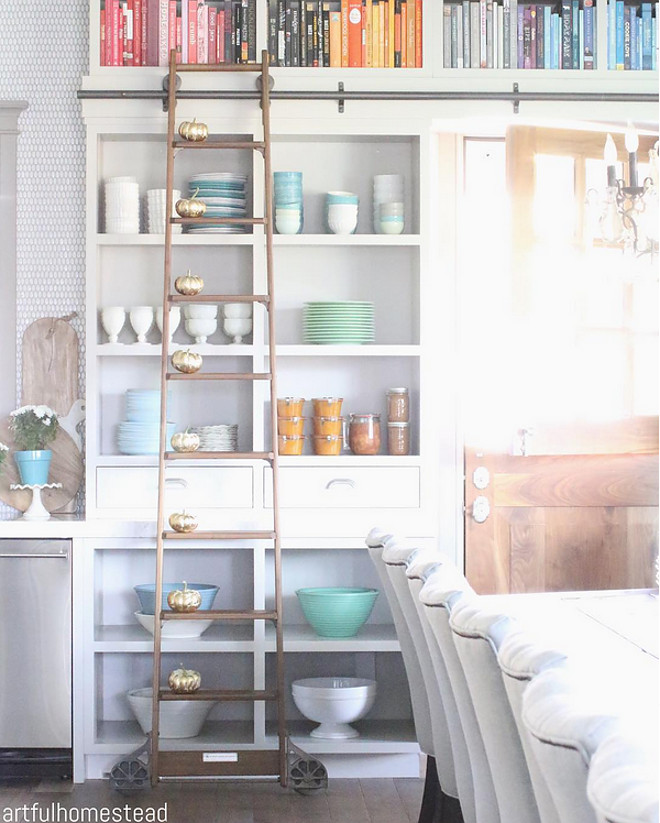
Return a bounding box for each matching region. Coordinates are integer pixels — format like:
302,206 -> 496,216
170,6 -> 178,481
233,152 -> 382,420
0,421 -> 83,513
21,316 -> 79,417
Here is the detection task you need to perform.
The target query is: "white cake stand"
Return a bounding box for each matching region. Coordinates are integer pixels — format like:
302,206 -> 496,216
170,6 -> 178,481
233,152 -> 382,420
10,482 -> 63,521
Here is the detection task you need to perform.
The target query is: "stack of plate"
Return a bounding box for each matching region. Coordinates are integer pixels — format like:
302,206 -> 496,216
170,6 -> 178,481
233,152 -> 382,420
125,389 -> 166,422
119,389 -> 175,454
303,302 -> 375,345
189,424 -> 239,451
187,173 -> 248,234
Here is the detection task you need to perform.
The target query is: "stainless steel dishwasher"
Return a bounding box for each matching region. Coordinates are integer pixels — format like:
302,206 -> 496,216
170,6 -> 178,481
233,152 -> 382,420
0,539 -> 72,778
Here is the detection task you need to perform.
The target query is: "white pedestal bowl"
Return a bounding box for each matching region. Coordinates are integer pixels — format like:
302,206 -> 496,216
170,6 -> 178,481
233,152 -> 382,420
292,677 -> 377,739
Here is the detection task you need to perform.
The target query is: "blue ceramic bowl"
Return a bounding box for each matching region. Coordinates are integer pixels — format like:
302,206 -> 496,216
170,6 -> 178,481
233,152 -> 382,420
134,583 -> 219,615
296,587 -> 379,637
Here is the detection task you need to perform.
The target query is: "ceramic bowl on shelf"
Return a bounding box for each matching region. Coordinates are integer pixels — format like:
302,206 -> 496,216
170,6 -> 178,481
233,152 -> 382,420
296,587 -> 379,637
184,317 -> 217,344
223,318 -> 252,344
223,302 -> 252,319
127,688 -> 216,738
183,304 -> 218,320
134,611 -> 213,639
292,677 -> 377,739
134,583 -> 219,615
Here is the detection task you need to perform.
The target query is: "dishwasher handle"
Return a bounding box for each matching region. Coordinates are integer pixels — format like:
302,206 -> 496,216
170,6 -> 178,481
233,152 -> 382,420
0,551 -> 69,560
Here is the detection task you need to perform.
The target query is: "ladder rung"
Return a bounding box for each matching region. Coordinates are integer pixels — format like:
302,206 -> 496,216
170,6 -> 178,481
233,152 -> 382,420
161,609 -> 278,621
176,62 -> 262,72
162,530 -> 276,540
172,217 -> 265,225
173,140 -> 265,152
167,372 -> 272,381
168,294 -> 270,305
165,451 -> 274,461
160,689 -> 277,702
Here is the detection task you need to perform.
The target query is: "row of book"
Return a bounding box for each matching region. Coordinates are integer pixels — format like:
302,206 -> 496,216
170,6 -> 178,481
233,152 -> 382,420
267,1 -> 423,67
608,1 -> 657,69
100,0 -> 257,66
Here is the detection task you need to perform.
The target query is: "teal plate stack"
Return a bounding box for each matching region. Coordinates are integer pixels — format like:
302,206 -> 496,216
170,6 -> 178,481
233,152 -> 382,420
303,301 -> 375,345
296,587 -> 379,637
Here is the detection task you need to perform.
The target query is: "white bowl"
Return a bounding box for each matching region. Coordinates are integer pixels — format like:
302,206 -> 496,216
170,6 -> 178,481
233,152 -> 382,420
185,318 -> 217,343
127,688 -> 215,738
223,303 -> 252,319
327,213 -> 358,235
380,220 -> 404,235
223,318 -> 252,343
276,215 -> 301,235
291,677 -> 376,739
134,611 -> 213,639
183,304 -> 218,319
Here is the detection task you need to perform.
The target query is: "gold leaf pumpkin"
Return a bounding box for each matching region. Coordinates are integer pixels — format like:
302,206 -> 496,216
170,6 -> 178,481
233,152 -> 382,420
178,118 -> 209,142
168,510 -> 198,533
167,581 -> 202,612
172,348 -> 202,374
168,665 -> 201,694
175,189 -> 206,218
174,270 -> 204,296
171,429 -> 200,453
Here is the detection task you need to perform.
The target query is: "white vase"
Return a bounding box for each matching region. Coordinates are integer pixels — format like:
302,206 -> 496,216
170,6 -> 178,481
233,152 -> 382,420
155,307 -> 181,342
101,307 -> 126,344
129,306 -> 154,344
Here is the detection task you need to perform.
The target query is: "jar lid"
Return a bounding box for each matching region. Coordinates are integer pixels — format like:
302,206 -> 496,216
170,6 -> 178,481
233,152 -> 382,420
317,416 -> 343,422
312,435 -> 342,440
349,413 -> 380,421
312,396 -> 344,402
279,397 -> 305,403
387,387 -> 408,394
278,434 -> 306,440
278,416 -> 305,422
387,421 -> 409,428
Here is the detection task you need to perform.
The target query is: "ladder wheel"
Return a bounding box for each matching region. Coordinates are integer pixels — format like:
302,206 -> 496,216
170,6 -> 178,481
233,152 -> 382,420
289,756 -> 328,794
109,758 -> 150,793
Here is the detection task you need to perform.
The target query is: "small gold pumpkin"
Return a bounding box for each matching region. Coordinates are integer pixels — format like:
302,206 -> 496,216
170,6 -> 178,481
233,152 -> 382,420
172,348 -> 202,374
169,510 -> 198,533
178,118 -> 209,142
171,428 -> 200,453
174,270 -> 204,296
175,188 -> 206,218
167,581 -> 202,612
168,665 -> 201,693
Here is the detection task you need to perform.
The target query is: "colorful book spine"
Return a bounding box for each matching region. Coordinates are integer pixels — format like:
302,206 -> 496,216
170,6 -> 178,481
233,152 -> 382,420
241,0 -> 249,62
571,0 -> 579,66
615,0 -> 624,67
623,4 -> 631,67
456,3 -> 465,65
406,0 -> 415,63
544,4 -> 551,65
323,2 -> 331,64
188,0 -> 198,63
218,7 -> 226,61
561,0 -> 571,67
176,14 -> 182,60
101,7 -> 107,65
641,2 -> 653,68
583,0 -> 594,67
133,0 -> 143,64
167,0 -> 177,62
388,0 -> 396,65
209,4 -> 217,62
248,0 -> 257,61
415,0 -> 423,64
198,1 -> 209,63
630,4 -> 638,67
536,4 -> 544,67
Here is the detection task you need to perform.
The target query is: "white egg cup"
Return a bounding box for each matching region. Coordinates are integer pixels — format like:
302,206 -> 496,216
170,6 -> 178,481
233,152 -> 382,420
185,317 -> 217,344
101,307 -> 126,344
129,306 -> 154,344
223,317 -> 252,344
155,306 -> 181,342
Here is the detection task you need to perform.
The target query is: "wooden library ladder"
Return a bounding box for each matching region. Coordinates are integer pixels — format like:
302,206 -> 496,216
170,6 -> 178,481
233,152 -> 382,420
149,49 -> 290,788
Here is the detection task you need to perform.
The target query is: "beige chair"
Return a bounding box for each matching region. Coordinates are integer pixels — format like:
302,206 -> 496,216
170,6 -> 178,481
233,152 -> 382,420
522,666 -> 618,823
419,564 -> 501,823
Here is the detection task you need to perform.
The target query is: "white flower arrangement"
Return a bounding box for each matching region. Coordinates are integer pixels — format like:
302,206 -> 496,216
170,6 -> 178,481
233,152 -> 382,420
9,405 -> 59,451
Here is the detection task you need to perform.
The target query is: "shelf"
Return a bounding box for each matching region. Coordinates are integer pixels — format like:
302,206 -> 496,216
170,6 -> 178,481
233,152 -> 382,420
272,235 -> 422,246
276,345 -> 421,357
96,343 -> 255,356
94,720 -> 256,752
95,233 -> 422,247
94,623 -> 255,652
96,234 -> 254,246
96,454 -> 422,467
265,623 -> 400,652
266,720 -> 419,754
96,454 -> 266,466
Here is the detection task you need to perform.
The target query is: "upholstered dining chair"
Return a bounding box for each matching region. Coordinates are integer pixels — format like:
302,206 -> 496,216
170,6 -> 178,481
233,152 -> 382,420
419,565 -> 501,823
522,666 -> 619,823
497,629 -> 568,823
587,729 -> 659,823
366,529 -> 457,823
406,552 -> 477,823
449,600 -> 543,823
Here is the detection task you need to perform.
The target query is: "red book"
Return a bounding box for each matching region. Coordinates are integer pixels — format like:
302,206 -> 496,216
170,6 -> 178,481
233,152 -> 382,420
414,0 -> 422,66
188,0 -> 198,63
340,0 -> 349,66
117,1 -> 124,64
168,0 -> 177,61
100,8 -> 107,66
141,0 -> 148,63
217,9 -> 225,62
400,0 -> 406,65
347,0 -> 362,65
208,5 -> 217,63
146,0 -> 159,65
158,0 -> 170,65
198,1 -> 208,63
176,16 -> 182,61
133,0 -> 142,64
126,0 -> 135,65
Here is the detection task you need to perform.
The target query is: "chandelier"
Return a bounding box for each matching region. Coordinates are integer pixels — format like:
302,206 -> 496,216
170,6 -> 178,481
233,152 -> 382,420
587,125 -> 659,258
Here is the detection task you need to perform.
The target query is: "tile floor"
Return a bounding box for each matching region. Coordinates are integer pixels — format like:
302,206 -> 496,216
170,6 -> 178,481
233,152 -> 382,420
0,778 -> 424,823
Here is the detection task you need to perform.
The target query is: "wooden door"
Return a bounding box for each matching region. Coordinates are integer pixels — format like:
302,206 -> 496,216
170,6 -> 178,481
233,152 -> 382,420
461,126 -> 659,594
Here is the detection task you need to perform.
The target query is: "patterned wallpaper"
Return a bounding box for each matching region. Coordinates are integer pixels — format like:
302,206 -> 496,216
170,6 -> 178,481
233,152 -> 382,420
0,1 -> 89,516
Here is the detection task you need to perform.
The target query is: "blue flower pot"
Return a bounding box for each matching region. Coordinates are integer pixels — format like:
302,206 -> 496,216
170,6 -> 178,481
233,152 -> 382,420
14,450 -> 53,486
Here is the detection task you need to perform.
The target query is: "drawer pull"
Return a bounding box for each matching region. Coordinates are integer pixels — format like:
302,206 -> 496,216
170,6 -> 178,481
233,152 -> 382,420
165,478 -> 188,488
325,478 -> 356,489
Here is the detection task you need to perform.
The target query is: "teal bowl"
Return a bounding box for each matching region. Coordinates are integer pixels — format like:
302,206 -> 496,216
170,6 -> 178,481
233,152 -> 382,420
296,587 -> 379,637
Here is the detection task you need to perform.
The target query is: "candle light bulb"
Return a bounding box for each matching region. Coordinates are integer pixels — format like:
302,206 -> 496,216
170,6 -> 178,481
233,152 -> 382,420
604,133 -> 618,164
625,122 -> 639,153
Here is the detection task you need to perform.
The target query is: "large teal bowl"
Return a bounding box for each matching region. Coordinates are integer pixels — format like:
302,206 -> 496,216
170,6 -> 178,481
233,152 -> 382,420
296,587 -> 379,637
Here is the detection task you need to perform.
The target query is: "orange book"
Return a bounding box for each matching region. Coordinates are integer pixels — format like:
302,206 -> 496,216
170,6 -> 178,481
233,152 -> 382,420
365,0 -> 373,65
100,8 -> 106,65
341,0 -> 349,66
400,0 -> 407,65
329,9 -> 342,66
361,0 -> 366,65
372,0 -> 380,65
388,0 -> 395,66
406,0 -> 415,65
415,0 -> 422,66
383,0 -> 389,65
347,0 -> 362,66
379,0 -> 385,65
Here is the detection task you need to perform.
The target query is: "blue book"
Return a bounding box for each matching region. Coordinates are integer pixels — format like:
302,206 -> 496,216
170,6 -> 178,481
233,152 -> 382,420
544,4 -> 551,62
584,0 -> 595,67
572,0 -> 579,66
550,12 -> 559,65
615,0 -> 625,67
630,6 -> 638,68
608,0 -> 616,66
653,12 -> 657,68
642,2 -> 653,68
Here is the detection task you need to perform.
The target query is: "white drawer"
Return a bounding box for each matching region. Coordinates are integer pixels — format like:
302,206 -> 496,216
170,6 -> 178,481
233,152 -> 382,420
264,467 -> 420,509
97,467 -> 253,510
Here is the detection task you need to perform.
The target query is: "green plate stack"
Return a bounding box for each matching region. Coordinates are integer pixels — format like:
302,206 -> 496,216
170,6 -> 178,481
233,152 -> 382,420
303,301 -> 375,345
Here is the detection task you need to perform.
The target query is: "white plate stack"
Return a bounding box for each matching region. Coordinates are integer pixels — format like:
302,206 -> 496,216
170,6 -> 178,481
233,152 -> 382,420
146,189 -> 182,234
189,424 -> 239,451
373,174 -> 404,234
105,176 -> 140,234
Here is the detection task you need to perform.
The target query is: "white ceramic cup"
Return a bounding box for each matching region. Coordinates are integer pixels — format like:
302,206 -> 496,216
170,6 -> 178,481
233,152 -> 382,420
185,317 -> 217,344
155,306 -> 181,341
129,306 -> 154,343
183,304 -> 218,320
224,303 -> 252,319
101,307 -> 126,344
223,317 -> 252,344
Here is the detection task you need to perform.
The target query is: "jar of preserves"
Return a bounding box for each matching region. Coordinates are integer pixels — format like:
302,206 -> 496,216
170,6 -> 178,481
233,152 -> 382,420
348,413 -> 381,455
311,435 -> 343,455
387,422 -> 410,455
312,397 -> 343,416
312,416 -> 344,437
386,387 -> 409,422
277,397 -> 305,417
277,434 -> 305,455
277,416 -> 305,436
